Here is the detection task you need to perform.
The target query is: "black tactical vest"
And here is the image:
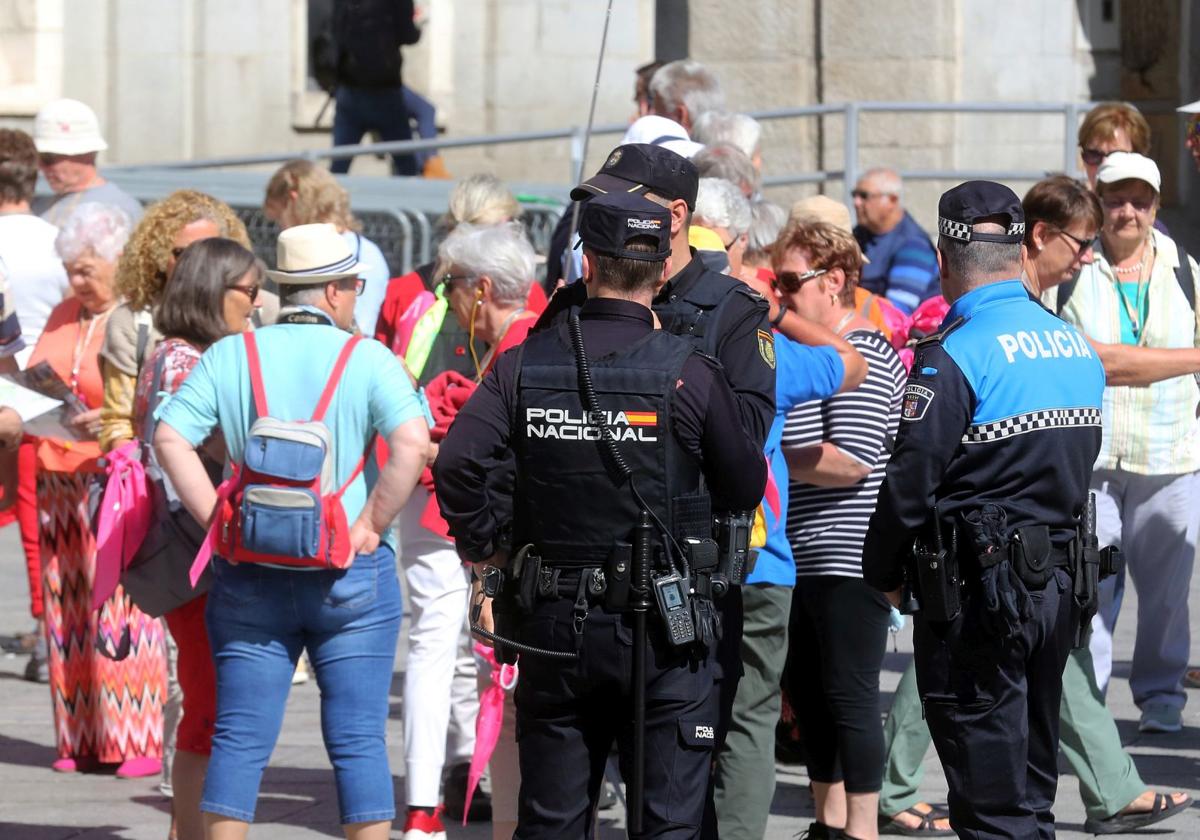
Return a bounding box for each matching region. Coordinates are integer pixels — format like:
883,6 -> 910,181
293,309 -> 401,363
653,268 -> 758,357
512,324 -> 708,565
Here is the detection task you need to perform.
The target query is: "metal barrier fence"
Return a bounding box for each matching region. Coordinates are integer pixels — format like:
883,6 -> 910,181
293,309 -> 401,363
108,100 -> 1183,274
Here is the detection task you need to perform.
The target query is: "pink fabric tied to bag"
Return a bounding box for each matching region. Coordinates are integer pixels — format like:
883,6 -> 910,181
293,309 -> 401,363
463,642 -> 518,825
92,441 -> 153,612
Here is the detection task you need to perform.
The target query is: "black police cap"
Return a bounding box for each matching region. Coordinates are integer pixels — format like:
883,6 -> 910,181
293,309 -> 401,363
938,180 -> 1026,244
575,192 -> 671,262
570,143 -> 700,210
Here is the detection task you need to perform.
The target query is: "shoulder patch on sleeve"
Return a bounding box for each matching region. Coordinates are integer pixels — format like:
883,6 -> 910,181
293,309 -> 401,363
914,315 -> 965,347
901,381 -> 935,422
757,328 -> 776,369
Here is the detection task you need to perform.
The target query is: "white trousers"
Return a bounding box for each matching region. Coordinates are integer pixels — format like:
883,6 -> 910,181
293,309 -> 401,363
1088,468 -> 1198,711
398,486 -> 478,806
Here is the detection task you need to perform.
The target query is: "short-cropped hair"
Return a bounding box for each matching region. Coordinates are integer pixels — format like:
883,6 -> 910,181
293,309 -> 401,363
693,144 -> 760,196
157,237 -> 262,348
649,59 -> 725,123
694,178 -> 752,237
436,221 -> 535,306
56,203 -> 133,264
692,111 -> 762,159
586,238 -> 664,295
1022,175 -> 1102,245
0,129 -> 39,204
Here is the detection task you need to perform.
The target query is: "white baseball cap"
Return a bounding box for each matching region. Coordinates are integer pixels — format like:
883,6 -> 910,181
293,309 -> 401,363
621,115 -> 705,160
1178,99 -> 1200,114
267,224 -> 369,284
34,98 -> 108,156
1096,151 -> 1161,193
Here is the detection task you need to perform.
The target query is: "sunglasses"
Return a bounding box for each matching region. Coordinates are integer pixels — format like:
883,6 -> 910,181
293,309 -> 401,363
439,273 -> 476,292
1080,147 -> 1130,167
772,268 -> 827,293
226,283 -> 261,303
1101,196 -> 1155,213
1055,229 -> 1093,260
851,190 -> 892,201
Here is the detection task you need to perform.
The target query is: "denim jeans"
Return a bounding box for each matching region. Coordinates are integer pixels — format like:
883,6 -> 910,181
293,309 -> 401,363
331,85 -> 418,176
201,545 -> 402,824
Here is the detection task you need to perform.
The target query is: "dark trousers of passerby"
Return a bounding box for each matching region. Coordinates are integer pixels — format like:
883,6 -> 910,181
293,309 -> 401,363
785,575 -> 889,793
331,85 -> 418,176
915,569 -> 1076,839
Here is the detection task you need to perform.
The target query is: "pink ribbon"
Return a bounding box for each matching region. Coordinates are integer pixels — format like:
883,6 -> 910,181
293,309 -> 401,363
189,469 -> 239,587
92,442 -> 152,612
463,643 -> 518,825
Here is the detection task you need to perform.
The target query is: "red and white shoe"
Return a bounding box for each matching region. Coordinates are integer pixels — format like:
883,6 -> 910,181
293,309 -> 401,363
401,806 -> 447,840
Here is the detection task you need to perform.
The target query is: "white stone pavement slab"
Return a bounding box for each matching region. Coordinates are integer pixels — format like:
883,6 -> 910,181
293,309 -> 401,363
0,523 -> 1196,838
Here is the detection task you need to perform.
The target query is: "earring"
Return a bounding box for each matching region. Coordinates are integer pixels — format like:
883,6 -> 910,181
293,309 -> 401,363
830,294 -> 837,306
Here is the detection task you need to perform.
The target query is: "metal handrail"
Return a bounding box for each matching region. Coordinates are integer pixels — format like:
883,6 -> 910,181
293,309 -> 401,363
110,100 -> 1185,206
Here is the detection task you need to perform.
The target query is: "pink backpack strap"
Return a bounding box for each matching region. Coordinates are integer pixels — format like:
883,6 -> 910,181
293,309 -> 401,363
243,332 -> 270,419
312,336 -> 363,422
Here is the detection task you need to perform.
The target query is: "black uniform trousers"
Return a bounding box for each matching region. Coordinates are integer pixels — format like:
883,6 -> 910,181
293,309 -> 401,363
914,568 -> 1077,840
512,594 -> 719,839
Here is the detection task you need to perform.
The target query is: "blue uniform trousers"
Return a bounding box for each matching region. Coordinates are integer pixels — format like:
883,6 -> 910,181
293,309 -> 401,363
914,568 -> 1077,839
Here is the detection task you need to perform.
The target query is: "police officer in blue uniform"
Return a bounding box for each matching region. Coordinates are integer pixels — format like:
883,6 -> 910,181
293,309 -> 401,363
434,192 -> 766,838
862,181 -> 1107,839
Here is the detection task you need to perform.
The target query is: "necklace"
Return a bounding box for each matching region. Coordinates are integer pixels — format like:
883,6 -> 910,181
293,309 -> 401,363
1112,240 -> 1154,340
833,311 -> 855,335
70,305 -> 113,396
473,307 -> 528,381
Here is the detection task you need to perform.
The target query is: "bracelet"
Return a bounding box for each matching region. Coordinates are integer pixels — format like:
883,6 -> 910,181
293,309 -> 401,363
770,307 -> 787,328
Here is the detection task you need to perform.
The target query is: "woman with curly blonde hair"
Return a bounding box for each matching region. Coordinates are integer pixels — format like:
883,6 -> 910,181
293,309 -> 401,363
99,190 -> 261,451
264,159 -> 391,334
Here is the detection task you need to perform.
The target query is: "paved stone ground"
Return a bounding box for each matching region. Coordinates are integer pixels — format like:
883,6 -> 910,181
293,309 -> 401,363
0,522 -> 1197,839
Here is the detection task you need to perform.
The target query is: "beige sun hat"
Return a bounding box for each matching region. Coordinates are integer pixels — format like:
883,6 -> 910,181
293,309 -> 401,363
267,223 -> 370,284
789,195 -> 870,263
34,98 -> 108,156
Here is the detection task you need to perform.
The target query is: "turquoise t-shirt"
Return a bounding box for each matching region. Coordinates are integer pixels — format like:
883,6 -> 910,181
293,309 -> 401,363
158,311 -> 424,545
1116,279 -> 1150,346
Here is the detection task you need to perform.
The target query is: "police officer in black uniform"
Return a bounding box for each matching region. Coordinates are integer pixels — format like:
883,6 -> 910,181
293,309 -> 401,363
434,192 -> 766,838
862,182 -> 1107,839
536,147 -> 775,830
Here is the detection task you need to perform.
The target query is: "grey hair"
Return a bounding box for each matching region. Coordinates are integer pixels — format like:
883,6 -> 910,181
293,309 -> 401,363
279,282 -> 330,308
437,221 -> 535,307
938,222 -> 1022,286
55,202 -> 133,263
444,173 -> 523,230
649,59 -> 725,124
745,200 -> 787,262
692,111 -> 762,159
693,144 -> 760,196
860,166 -> 903,198
694,178 -> 752,238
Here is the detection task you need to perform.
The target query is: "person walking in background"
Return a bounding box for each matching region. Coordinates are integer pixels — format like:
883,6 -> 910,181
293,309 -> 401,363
264,159 -> 391,335
329,0 -> 422,176
28,203 -> 167,779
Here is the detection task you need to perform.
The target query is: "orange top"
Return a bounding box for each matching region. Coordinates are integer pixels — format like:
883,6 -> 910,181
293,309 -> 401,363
28,298 -> 108,473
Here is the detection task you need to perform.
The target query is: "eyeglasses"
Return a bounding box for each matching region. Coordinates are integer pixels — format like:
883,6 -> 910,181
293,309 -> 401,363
1101,195 -> 1155,213
772,268 -> 827,293
851,190 -> 892,201
343,277 -> 366,297
1055,229 -> 1093,261
225,283 -> 261,303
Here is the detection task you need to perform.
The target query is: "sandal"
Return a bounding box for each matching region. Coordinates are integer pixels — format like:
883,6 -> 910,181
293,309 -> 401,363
1184,668 -> 1200,689
879,805 -> 955,837
1083,792 -> 1192,835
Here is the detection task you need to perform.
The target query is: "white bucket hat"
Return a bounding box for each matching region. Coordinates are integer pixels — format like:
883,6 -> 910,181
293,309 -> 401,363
267,224 -> 369,284
1096,151 -> 1161,194
34,98 -> 108,156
